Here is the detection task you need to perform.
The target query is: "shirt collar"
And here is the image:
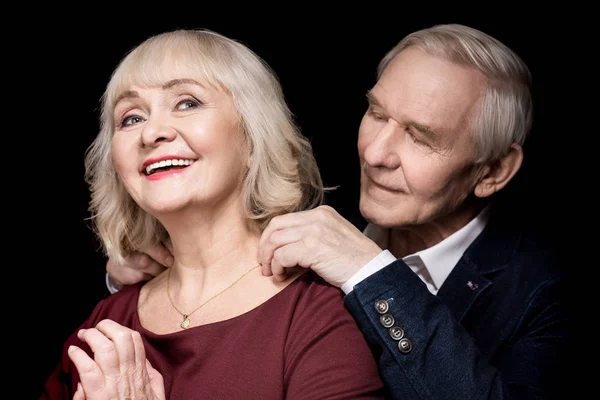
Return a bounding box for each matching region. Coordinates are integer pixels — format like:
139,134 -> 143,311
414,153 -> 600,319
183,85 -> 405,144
363,206 -> 491,290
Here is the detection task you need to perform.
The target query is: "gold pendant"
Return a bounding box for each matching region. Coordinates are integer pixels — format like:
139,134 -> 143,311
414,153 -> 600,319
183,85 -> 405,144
181,315 -> 190,329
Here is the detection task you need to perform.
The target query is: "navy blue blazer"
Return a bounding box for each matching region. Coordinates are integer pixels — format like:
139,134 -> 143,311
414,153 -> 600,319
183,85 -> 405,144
344,210 -> 566,399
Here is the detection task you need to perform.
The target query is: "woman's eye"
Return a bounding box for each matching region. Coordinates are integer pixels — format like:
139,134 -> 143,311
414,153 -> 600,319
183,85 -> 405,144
121,115 -> 143,127
177,99 -> 200,110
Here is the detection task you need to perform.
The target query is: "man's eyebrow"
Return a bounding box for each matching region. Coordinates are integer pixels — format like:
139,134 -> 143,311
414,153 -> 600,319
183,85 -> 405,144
366,90 -> 440,140
408,121 -> 439,140
365,90 -> 383,108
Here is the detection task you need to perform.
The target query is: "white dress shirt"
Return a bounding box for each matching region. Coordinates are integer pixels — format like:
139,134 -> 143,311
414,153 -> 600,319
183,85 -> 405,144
341,206 -> 491,295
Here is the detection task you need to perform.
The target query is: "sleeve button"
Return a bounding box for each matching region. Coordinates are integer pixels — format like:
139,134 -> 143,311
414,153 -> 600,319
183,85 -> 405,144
379,314 -> 395,328
398,337 -> 412,354
375,300 -> 389,314
389,326 -> 405,340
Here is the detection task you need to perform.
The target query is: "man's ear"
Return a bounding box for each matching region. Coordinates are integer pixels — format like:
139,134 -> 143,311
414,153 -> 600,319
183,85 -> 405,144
474,143 -> 523,198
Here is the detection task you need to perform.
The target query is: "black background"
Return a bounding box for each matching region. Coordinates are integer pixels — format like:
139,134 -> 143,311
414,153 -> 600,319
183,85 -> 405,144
21,12 -> 577,398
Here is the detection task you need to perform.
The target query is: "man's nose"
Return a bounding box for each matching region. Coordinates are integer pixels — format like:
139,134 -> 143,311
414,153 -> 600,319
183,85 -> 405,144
362,121 -> 401,169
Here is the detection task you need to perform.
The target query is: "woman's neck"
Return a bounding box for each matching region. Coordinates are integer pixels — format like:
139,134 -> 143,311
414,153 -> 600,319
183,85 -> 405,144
162,208 -> 261,295
158,198 -> 258,266
171,221 -> 259,269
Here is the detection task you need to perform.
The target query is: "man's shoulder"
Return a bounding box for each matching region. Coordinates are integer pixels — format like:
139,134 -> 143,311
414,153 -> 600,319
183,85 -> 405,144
470,209 -> 561,279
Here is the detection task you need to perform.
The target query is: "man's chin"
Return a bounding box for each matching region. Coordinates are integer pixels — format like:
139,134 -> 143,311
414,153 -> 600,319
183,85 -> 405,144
359,198 -> 397,228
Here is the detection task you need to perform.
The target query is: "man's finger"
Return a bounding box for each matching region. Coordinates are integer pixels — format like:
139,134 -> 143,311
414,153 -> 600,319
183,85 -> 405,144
270,255 -> 287,282
259,227 -> 303,274
258,211 -> 310,260
107,257 -> 155,286
271,241 -> 308,281
142,243 -> 174,268
130,253 -> 168,276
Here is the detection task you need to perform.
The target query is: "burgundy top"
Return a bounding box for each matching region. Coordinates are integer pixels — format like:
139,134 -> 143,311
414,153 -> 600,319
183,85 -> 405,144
42,271 -> 385,399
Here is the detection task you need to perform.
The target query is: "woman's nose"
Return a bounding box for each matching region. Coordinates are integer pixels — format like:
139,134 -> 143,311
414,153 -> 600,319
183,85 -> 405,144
140,117 -> 177,148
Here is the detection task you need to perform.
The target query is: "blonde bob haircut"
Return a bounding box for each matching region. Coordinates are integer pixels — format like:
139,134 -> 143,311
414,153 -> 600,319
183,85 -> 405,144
84,29 -> 325,262
378,23 -> 533,164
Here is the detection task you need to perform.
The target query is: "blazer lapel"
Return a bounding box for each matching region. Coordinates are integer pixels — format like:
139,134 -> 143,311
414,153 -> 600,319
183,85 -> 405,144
436,210 -> 523,322
436,259 -> 491,322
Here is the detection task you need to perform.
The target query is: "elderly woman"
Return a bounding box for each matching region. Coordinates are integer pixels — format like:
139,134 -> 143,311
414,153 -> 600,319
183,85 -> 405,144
42,29 -> 385,399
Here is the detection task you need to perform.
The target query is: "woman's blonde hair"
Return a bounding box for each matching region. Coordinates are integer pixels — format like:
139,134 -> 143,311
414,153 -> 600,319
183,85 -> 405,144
378,23 -> 533,163
84,29 -> 324,262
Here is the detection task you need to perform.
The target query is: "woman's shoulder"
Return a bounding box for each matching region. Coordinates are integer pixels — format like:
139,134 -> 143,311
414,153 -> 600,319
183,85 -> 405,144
85,282 -> 144,322
106,281 -> 145,302
277,269 -> 346,307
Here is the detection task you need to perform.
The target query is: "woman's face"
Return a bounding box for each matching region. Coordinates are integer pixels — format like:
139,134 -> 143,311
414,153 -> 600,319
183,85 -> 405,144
111,76 -> 249,217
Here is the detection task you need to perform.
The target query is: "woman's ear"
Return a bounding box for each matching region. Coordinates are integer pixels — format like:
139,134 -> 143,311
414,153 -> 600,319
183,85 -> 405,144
474,143 -> 524,198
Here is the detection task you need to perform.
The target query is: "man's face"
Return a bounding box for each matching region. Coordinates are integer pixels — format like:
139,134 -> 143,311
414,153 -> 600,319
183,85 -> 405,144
357,47 -> 488,228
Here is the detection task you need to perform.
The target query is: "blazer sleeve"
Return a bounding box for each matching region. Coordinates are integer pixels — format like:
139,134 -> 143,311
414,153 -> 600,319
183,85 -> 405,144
344,259 -> 566,400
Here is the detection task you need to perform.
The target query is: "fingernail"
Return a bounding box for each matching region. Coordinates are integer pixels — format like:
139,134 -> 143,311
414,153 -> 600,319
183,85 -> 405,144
77,329 -> 85,338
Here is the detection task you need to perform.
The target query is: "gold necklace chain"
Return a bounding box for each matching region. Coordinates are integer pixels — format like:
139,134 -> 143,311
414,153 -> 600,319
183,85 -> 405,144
167,264 -> 260,329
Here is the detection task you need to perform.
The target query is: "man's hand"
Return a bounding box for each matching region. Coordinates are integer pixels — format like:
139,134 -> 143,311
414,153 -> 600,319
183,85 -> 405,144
69,319 -> 166,400
106,243 -> 174,290
258,205 -> 382,288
